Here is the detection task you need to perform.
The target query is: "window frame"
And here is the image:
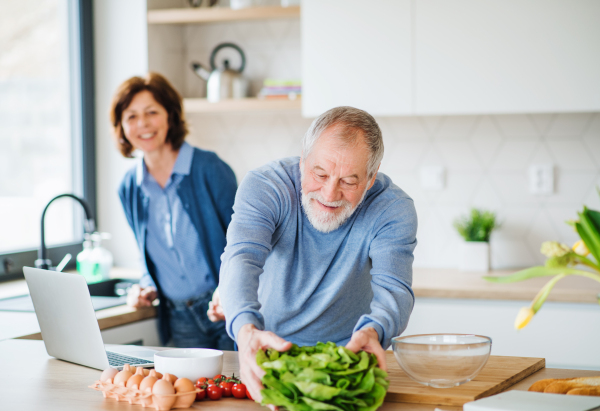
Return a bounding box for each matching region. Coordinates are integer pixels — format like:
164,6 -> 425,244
0,0 -> 96,282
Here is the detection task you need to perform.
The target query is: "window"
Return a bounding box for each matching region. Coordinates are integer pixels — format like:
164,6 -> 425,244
0,0 -> 95,280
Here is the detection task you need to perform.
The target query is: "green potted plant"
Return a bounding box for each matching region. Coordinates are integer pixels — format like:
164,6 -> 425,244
453,208 -> 497,272
485,190 -> 600,330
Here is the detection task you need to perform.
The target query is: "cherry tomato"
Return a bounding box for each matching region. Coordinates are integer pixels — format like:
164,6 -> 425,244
246,388 -> 253,401
213,374 -> 224,380
232,383 -> 247,399
219,381 -> 234,397
206,379 -> 216,386
196,377 -> 207,386
195,388 -> 206,401
207,385 -> 223,400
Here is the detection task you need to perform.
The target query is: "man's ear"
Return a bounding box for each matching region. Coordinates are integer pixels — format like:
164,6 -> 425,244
367,164 -> 381,190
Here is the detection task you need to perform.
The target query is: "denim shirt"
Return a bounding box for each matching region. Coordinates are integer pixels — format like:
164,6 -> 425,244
119,145 -> 237,344
140,143 -> 217,301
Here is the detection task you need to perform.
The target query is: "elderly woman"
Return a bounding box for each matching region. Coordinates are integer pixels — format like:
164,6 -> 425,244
110,72 -> 236,350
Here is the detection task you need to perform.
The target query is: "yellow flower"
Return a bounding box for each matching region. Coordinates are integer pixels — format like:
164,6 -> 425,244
514,306 -> 534,330
572,240 -> 590,256
540,241 -> 570,258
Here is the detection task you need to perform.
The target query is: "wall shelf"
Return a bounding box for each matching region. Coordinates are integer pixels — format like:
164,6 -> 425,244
148,6 -> 300,25
183,97 -> 301,113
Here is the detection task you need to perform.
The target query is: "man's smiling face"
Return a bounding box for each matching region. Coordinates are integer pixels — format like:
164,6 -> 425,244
300,124 -> 378,233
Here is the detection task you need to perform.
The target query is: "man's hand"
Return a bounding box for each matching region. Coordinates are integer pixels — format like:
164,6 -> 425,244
207,287 -> 225,322
345,327 -> 388,372
237,323 -> 293,404
126,285 -> 157,308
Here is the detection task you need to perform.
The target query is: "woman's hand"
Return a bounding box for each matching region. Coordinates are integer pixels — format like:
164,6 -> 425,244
126,285 -> 158,308
207,287 -> 226,322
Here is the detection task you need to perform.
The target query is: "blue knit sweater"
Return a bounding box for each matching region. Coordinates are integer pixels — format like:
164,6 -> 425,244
219,157 -> 417,349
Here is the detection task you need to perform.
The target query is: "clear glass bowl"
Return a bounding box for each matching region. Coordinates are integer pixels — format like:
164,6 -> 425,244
391,334 -> 492,388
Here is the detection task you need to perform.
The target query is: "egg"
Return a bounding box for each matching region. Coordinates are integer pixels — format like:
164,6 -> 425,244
126,373 -> 145,389
163,373 -> 178,384
149,369 -> 163,379
113,370 -> 133,386
173,378 -> 195,393
123,364 -> 137,374
139,376 -> 158,392
100,367 -> 119,383
152,379 -> 175,395
143,368 -> 150,376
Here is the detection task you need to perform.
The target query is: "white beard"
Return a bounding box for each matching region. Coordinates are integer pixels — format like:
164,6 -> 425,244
300,171 -> 369,233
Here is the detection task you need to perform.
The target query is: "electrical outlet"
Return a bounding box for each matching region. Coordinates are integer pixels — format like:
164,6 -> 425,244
420,165 -> 445,191
528,164 -> 554,195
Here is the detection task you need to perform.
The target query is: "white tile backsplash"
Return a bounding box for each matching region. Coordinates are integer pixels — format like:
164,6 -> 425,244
494,114 -> 541,140
490,141 -> 538,171
148,11 -> 600,270
547,141 -> 597,170
546,113 -> 594,139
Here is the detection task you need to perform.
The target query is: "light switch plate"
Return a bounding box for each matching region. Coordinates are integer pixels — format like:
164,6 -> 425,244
528,164 -> 554,195
420,165 -> 445,191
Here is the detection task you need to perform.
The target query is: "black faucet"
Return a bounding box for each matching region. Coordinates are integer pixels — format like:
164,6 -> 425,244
35,194 -> 96,270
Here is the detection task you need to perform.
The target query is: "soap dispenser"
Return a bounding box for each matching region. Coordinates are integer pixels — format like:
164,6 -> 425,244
77,234 -> 99,283
90,232 -> 113,281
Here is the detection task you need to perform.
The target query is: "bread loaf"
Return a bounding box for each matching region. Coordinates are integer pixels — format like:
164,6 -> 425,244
529,376 -> 600,396
566,387 -> 600,396
528,378 -> 573,392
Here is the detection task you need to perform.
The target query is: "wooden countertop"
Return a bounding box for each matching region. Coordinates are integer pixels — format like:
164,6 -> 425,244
1,340 -> 598,411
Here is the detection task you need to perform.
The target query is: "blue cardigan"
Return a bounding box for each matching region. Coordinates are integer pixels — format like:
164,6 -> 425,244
118,147 -> 237,344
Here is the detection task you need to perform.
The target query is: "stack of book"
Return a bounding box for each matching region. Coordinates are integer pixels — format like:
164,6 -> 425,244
258,79 -> 301,100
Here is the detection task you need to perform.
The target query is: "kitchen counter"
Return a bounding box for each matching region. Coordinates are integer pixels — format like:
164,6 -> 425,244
1,339 -> 599,411
0,267 -> 155,341
412,267 -> 600,304
1,267 -> 598,341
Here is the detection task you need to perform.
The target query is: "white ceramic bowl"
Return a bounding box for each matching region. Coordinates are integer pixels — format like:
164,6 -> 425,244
154,348 -> 223,381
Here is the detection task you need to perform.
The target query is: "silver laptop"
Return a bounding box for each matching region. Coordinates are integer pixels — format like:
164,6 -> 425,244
23,266 -> 157,370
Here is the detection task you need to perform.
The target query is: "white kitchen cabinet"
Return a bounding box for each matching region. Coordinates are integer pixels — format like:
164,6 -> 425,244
302,0 -> 413,117
303,0 -> 600,117
404,298 -> 600,370
415,0 -> 600,115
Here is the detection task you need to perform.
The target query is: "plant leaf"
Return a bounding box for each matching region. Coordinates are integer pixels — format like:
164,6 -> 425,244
483,266 -> 582,283
576,210 -> 600,263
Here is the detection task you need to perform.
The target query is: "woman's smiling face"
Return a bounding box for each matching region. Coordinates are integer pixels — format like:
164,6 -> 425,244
121,90 -> 170,154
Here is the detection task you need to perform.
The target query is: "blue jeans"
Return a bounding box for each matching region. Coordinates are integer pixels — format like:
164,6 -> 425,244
167,291 -> 234,350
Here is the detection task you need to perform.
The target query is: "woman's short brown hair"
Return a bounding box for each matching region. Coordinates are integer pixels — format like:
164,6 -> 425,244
110,72 -> 188,158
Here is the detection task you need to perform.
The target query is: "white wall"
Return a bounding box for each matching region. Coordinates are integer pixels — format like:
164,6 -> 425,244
94,0 -> 148,268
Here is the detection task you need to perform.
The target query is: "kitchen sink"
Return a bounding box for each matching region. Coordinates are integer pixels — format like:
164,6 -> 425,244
87,278 -> 138,297
0,278 -> 137,312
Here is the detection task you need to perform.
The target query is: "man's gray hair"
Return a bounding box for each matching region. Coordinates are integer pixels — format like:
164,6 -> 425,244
302,106 -> 384,178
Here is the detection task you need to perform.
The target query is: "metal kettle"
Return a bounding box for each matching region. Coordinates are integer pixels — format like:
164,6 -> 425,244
191,42 -> 249,102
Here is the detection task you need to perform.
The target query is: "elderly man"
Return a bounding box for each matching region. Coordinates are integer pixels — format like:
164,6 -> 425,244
217,106 -> 418,401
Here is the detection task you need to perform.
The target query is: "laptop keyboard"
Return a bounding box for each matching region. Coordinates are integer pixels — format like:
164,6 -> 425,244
107,351 -> 153,367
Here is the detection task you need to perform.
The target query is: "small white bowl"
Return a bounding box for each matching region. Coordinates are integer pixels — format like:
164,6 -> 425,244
154,348 -> 223,381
